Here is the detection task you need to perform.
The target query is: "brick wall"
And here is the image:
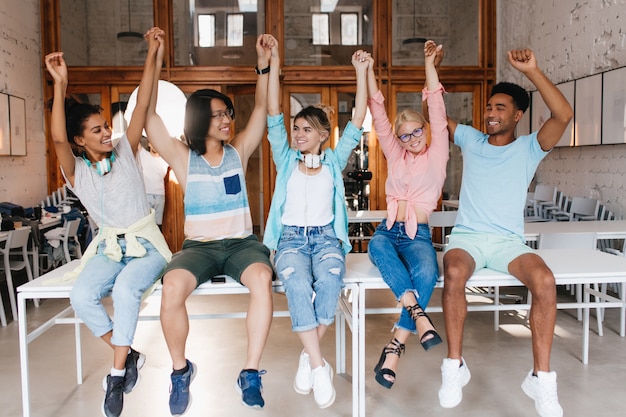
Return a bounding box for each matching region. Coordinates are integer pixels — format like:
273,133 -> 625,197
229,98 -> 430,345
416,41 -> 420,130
499,0 -> 626,217
0,0 -> 47,207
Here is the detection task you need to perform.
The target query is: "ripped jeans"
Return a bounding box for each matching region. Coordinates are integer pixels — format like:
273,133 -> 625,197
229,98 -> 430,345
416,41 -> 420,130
275,224 -> 345,332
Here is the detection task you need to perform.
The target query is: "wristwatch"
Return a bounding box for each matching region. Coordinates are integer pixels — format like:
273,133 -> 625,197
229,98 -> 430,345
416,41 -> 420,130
255,65 -> 270,75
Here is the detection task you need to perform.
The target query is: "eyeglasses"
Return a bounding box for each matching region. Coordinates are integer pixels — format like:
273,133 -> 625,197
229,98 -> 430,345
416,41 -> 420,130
397,127 -> 424,143
211,108 -> 234,120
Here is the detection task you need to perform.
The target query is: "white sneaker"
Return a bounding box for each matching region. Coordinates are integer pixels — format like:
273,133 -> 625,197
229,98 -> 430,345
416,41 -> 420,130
438,357 -> 471,408
521,370 -> 563,417
311,360 -> 336,409
294,350 -> 312,394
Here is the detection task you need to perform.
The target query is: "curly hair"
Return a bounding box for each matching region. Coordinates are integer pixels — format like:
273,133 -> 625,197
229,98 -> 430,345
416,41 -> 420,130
490,82 -> 530,113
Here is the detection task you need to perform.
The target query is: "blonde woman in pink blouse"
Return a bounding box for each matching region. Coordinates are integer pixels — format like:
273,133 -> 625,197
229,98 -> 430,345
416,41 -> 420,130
366,40 -> 449,389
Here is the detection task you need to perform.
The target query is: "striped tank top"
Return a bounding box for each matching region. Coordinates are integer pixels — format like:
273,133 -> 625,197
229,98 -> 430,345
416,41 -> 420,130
184,144 -> 252,241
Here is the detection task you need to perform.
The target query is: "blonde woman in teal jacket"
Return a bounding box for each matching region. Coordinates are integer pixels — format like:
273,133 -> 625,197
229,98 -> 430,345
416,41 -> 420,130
263,42 -> 368,409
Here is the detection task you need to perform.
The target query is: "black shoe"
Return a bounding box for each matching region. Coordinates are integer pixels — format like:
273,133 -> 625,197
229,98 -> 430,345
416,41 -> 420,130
123,348 -> 146,394
373,338 -> 405,389
102,375 -> 125,417
406,304 -> 443,351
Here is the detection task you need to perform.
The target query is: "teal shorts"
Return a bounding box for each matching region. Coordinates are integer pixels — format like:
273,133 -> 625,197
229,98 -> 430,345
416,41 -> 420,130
445,228 -> 533,274
163,235 -> 272,286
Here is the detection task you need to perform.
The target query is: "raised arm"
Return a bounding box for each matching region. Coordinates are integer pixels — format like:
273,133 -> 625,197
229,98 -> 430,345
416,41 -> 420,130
350,50 -> 369,129
424,40 -> 442,92
508,48 -> 573,151
44,52 -> 77,184
267,35 -> 281,117
125,27 -> 164,156
145,28 -> 189,178
230,34 -> 275,166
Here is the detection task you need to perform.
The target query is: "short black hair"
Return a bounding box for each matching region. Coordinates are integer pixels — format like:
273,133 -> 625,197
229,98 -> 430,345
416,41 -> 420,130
184,89 -> 235,155
490,82 -> 529,113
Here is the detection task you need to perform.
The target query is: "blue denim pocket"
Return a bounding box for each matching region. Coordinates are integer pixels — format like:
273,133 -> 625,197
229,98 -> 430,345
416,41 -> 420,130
223,174 -> 241,195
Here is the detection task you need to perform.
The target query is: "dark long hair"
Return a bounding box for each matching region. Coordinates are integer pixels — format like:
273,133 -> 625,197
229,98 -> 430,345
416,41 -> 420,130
184,89 -> 235,155
48,96 -> 103,153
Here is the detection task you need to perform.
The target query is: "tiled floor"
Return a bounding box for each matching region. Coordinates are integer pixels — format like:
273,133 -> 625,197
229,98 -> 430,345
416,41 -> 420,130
1,285 -> 625,417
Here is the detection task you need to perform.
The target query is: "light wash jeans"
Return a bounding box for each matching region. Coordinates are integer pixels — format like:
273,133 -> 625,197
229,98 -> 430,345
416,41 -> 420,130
368,221 -> 439,333
70,237 -> 167,346
274,224 -> 345,332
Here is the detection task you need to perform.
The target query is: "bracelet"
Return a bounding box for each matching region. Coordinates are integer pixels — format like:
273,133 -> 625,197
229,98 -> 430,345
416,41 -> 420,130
254,65 -> 270,75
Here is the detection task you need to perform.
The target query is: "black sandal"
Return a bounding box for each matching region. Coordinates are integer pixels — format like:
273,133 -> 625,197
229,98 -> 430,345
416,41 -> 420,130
373,338 -> 405,389
406,304 -> 442,351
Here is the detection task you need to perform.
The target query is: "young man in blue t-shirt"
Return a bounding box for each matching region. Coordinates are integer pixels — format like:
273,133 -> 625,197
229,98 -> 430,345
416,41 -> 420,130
437,48 -> 573,417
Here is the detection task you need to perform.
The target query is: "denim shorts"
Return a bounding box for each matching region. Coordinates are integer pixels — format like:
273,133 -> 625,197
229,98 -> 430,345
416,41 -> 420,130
445,228 -> 533,273
163,235 -> 272,286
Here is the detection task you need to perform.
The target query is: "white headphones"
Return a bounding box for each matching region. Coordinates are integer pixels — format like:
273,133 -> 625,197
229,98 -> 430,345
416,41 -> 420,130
301,151 -> 325,169
83,152 -> 116,176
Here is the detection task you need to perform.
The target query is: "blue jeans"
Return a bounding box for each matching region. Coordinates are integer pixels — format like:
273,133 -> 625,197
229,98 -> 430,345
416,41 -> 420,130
274,224 -> 345,332
70,237 -> 167,346
368,221 -> 439,333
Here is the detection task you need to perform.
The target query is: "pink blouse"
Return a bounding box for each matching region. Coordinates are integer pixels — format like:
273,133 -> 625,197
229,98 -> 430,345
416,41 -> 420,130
367,83 -> 449,239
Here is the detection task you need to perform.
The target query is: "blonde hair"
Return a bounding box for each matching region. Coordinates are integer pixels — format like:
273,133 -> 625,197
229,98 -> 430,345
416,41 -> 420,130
394,108 -> 431,147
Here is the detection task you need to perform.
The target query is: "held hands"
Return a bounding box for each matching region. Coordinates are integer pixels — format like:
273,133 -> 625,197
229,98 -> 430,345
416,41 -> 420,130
352,50 -> 371,73
507,48 -> 538,73
44,52 -> 68,86
145,27 -> 165,56
424,40 -> 443,67
256,34 -> 277,69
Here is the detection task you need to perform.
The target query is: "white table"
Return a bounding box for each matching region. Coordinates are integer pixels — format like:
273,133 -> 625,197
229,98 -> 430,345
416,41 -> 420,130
341,249 -> 626,417
347,210 -> 386,223
524,219 -> 626,242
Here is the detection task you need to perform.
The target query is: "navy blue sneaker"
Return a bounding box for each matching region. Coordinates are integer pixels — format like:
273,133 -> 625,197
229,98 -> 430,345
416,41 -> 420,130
123,348 -> 146,394
102,375 -> 124,417
169,360 -> 196,416
235,369 -> 267,409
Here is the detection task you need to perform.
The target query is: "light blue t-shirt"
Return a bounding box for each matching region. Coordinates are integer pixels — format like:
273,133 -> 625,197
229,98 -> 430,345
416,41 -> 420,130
454,124 -> 549,239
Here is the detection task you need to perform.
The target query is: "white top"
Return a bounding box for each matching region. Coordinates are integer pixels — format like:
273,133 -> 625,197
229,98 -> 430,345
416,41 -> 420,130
281,165 -> 334,227
138,147 -> 169,196
63,134 -> 150,228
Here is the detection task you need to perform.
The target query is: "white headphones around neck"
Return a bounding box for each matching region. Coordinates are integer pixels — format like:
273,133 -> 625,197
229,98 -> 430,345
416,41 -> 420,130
83,152 -> 116,176
300,151 -> 325,169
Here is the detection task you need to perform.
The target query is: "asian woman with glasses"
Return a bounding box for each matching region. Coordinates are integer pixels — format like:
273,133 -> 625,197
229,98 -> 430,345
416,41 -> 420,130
365,40 -> 449,389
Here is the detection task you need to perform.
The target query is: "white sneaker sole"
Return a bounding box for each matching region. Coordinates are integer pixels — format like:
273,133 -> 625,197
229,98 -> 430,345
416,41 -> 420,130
439,367 -> 471,408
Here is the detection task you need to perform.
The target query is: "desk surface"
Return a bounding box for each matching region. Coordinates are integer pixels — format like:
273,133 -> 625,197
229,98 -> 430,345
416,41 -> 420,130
346,248 -> 626,286
524,219 -> 626,240
347,210 -> 387,223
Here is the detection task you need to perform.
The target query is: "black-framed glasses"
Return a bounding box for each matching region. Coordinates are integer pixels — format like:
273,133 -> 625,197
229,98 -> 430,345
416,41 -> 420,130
397,127 -> 424,143
211,108 -> 234,120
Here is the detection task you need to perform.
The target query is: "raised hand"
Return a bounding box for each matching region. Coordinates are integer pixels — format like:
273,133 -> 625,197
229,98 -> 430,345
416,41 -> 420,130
44,52 -> 68,85
352,50 -> 370,73
145,27 -> 165,55
424,40 -> 443,67
507,48 -> 538,74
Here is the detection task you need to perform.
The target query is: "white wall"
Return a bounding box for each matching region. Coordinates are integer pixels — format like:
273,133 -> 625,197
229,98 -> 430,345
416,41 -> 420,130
0,0 -> 46,208
498,0 -> 626,217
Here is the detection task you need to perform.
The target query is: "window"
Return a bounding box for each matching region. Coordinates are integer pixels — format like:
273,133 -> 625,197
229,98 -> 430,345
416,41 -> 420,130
312,14 -> 330,45
341,13 -> 358,45
198,14 -> 215,47
227,14 -> 244,47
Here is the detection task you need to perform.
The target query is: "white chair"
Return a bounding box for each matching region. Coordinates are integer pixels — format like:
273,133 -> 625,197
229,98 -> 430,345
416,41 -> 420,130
429,210 -> 457,250
537,232 -> 604,334
530,184 -> 557,220
60,219 -> 83,264
553,197 -> 599,221
0,226 -> 38,323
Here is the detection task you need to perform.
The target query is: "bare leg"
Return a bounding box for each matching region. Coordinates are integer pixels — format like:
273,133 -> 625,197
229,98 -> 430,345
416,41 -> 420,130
298,325 -> 328,369
100,331 -> 130,370
240,263 -> 274,370
160,269 -> 197,370
508,253 -> 557,373
442,249 -> 474,360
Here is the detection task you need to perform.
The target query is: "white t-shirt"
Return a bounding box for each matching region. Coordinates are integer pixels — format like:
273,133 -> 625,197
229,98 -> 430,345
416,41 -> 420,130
138,147 -> 169,196
63,134 -> 151,229
281,165 -> 334,227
